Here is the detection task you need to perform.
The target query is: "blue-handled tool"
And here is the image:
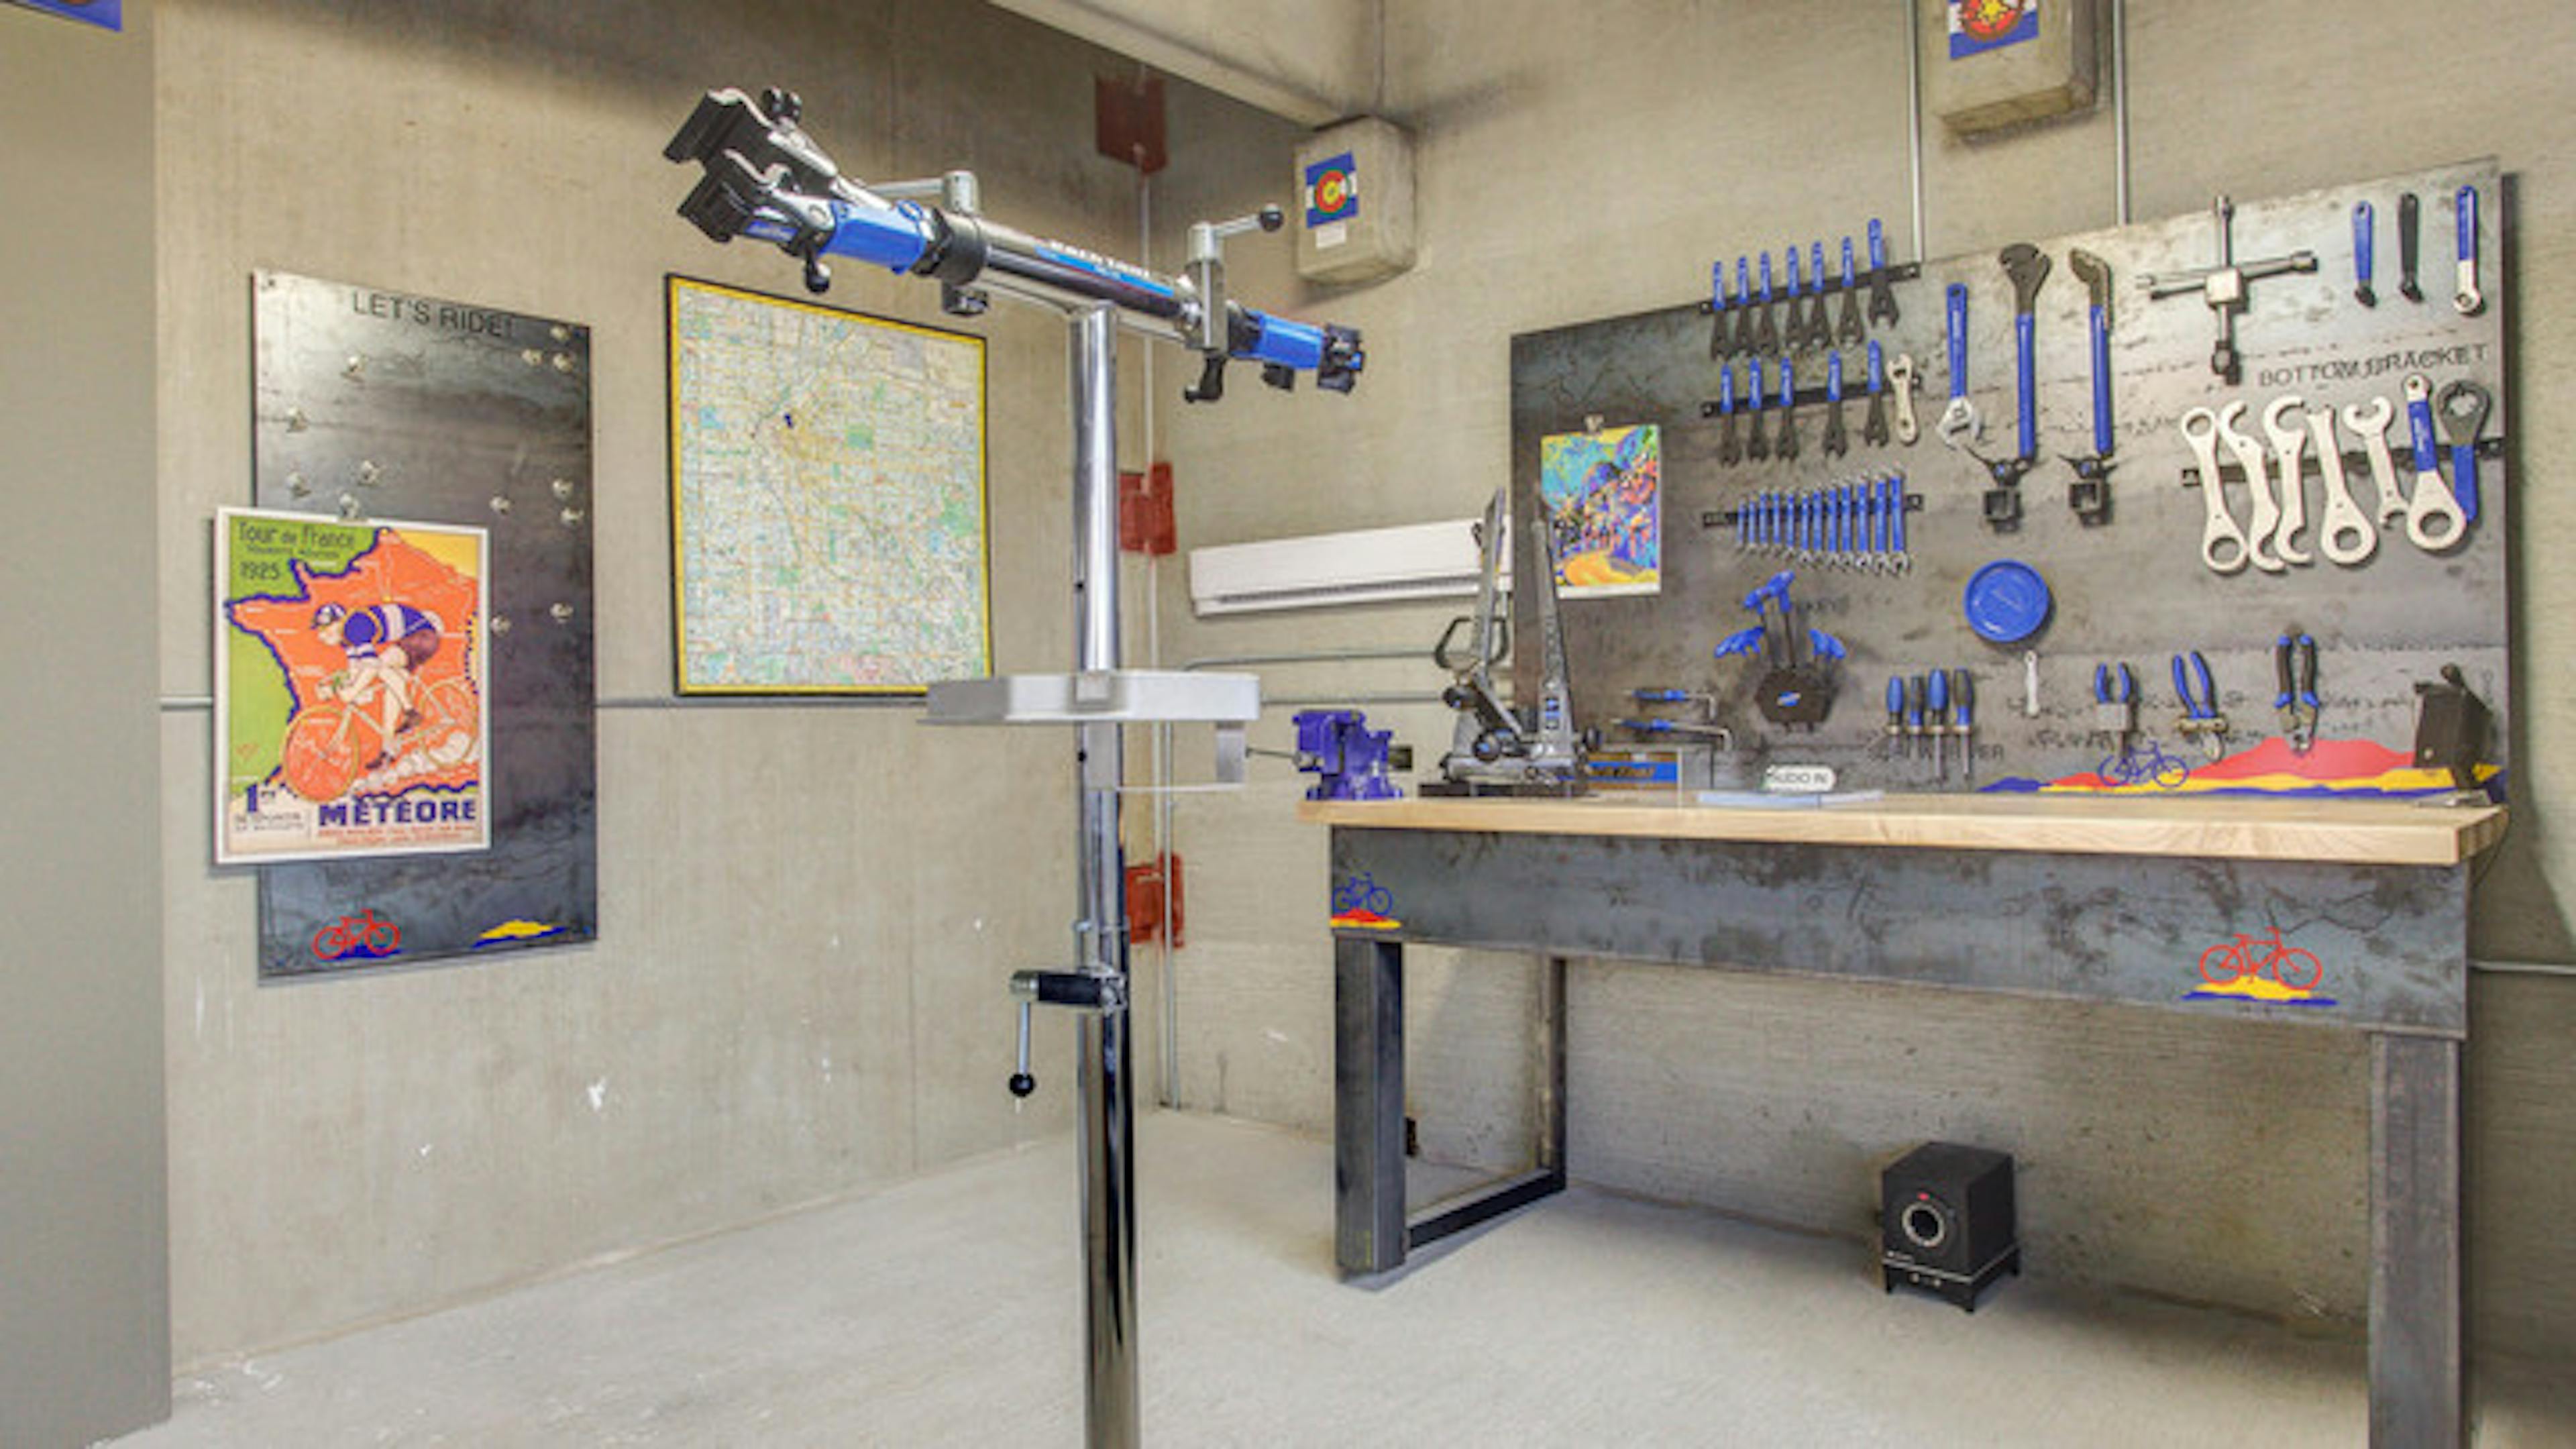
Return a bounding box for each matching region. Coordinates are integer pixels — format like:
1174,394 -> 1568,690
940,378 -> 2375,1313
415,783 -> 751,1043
2401,373 -> 2467,550
2093,661 -> 2138,753
1862,339 -> 1890,447
1716,362 -> 1740,467
1936,282 -> 1977,449
1951,668 -> 1975,784
1733,256 -> 1755,354
2454,184 -> 2484,315
1806,240 -> 1831,350
2353,201 -> 2377,307
1821,349 -> 1849,458
2064,248 -> 2116,524
1884,676 -> 1907,757
1756,251 -> 1780,354
1708,260 -> 1732,358
1906,674 -> 1927,761
1775,356 -> 1801,462
1745,357 -> 1770,462
2273,632 -> 2320,753
1927,668 -> 1949,781
2169,650 -> 2226,761
2436,378 -> 2491,524
1837,235 -> 1866,343
1888,474 -> 1910,572
1866,217 -> 1899,327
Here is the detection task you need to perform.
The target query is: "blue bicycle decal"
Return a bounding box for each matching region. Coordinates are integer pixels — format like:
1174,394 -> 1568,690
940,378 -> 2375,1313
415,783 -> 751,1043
1333,872 -> 1395,915
2097,741 -> 2192,791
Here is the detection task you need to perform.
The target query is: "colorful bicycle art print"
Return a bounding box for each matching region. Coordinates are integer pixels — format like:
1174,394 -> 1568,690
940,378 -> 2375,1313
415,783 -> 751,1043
1538,423 -> 1662,598
215,508 -> 490,864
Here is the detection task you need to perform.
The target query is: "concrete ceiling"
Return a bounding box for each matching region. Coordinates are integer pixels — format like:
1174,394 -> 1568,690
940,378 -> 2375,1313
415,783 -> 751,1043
982,0 -> 1382,126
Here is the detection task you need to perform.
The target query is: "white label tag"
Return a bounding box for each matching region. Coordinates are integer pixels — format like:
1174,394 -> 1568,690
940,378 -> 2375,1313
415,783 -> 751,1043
1313,221 -> 1349,250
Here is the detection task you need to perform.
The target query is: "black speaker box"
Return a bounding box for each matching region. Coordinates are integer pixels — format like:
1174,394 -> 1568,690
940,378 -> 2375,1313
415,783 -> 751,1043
1880,1141 -> 2019,1311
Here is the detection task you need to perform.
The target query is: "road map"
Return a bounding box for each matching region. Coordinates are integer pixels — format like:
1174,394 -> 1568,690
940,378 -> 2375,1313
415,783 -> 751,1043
669,277 -> 989,692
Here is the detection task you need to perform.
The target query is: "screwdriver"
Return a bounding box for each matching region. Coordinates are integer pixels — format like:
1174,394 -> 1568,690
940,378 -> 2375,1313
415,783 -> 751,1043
1907,674 -> 1927,769
1927,669 -> 1949,781
1885,676 -> 1907,757
1952,668 -> 1975,784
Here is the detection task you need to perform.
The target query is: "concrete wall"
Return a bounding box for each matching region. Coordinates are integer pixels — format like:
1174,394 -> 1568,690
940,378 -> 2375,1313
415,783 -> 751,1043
0,3 -> 174,1443
1145,0 -> 2576,1364
153,0 -> 1183,1366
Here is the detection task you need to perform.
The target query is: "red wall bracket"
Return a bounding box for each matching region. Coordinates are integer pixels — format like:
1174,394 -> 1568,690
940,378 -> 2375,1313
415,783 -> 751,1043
1119,462 -> 1175,555
1125,853 -> 1184,947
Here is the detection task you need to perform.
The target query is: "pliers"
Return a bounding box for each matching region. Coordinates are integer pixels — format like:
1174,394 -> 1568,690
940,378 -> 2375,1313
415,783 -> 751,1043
2274,632 -> 2320,753
2093,661 -> 2138,755
2170,650 -> 2228,761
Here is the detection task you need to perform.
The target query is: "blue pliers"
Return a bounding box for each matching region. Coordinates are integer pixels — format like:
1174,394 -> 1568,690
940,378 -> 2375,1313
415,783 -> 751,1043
2170,650 -> 2228,760
2092,661 -> 2137,753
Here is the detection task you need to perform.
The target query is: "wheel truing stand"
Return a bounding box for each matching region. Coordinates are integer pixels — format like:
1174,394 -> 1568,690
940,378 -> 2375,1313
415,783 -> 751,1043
664,88 -> 1364,1449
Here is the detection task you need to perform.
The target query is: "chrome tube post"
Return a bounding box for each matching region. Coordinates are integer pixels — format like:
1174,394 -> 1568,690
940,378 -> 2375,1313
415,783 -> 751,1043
1068,303 -> 1138,1448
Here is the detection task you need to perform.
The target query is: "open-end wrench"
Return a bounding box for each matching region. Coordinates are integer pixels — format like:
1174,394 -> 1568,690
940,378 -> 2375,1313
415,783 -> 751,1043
2306,407 -> 2376,566
1731,257 -> 1756,355
1784,246 -> 1805,352
1707,260 -> 1733,358
1756,251 -> 1781,355
2398,193 -> 2423,303
2216,402 -> 2284,572
1935,283 -> 1980,447
1837,236 -> 1866,345
2343,395 -> 2406,527
1715,362 -> 1741,466
1889,472 -> 1911,571
2454,184 -> 2485,315
1745,357 -> 1770,462
1821,350 -> 1849,457
1862,339 -> 1890,447
1807,241 -> 1834,350
2262,395 -> 2311,566
1888,352 -> 1920,445
2178,406 -> 2249,575
2402,374 -> 2467,552
2352,201 -> 2377,307
1774,356 -> 1801,462
2436,379 -> 2491,524
1866,218 -> 1900,327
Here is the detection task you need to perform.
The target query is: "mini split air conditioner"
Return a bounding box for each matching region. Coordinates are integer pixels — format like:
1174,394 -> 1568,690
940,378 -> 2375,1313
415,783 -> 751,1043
1187,517 -> 1505,616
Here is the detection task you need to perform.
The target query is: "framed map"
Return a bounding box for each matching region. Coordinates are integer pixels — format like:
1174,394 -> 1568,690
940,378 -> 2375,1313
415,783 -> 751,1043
667,276 -> 991,694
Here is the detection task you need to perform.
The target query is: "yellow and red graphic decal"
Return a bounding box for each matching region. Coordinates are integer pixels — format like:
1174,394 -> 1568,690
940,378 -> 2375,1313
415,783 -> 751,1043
2184,926 -> 2337,1008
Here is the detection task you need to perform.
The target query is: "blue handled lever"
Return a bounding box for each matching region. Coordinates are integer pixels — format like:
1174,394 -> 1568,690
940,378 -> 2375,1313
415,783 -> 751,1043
2455,184 -> 2484,315
2353,201 -> 2377,307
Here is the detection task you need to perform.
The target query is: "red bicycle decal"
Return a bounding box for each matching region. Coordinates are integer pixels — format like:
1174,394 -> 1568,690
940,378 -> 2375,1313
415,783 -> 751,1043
2197,926 -> 2323,991
312,908 -> 402,961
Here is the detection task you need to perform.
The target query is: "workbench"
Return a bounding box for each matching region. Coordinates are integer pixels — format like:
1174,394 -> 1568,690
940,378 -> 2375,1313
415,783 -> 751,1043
1303,794 -> 2504,1448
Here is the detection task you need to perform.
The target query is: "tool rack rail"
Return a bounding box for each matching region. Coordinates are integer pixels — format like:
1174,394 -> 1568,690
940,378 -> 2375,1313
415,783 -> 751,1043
1304,794 -> 2500,1449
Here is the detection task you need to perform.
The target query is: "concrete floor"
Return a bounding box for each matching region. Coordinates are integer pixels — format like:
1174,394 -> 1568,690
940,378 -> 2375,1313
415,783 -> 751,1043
120,1111 -> 2573,1447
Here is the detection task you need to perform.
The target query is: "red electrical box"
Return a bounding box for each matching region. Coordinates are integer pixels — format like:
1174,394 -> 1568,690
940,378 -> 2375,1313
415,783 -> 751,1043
1125,853 -> 1184,947
1118,463 -> 1175,555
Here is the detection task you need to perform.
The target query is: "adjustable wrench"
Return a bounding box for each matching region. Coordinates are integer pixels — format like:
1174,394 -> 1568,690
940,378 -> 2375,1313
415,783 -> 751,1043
2262,395 -> 2311,566
1774,356 -> 1801,462
1755,252 -> 1780,355
2342,395 -> 2406,527
2402,374 -> 2467,552
1862,339 -> 1890,447
2352,201 -> 2377,307
2398,193 -> 2423,303
1888,352 -> 1919,445
1935,283 -> 1980,447
1996,244 -> 2051,478
2178,406 -> 2250,575
2436,378 -> 2491,525
1745,357 -> 1770,462
1715,362 -> 1741,466
2216,402 -> 2284,572
1821,350 -> 1849,458
1837,236 -> 1866,345
2454,184 -> 2485,315
1806,241 -> 1834,351
1866,218 -> 1900,327
2306,407 -> 2376,567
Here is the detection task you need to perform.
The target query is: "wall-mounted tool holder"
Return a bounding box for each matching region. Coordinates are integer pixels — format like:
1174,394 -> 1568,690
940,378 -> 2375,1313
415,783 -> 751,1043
1509,160 -> 2510,800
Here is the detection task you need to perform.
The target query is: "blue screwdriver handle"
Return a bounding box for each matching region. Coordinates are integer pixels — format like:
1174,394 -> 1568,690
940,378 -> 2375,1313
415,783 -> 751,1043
1809,241 -> 1826,295
2016,306 -> 2038,461
1736,257 -> 1750,311
1718,363 -> 1733,416
1842,236 -> 1857,290
1711,261 -> 1729,311
1868,338 -> 1884,394
1827,349 -> 1843,402
1886,675 -> 1905,720
1946,283 -> 1970,399
2088,301 -> 2112,457
1760,252 -> 1774,304
1928,668 -> 1948,720
2353,201 -> 2375,297
1952,669 -> 1973,729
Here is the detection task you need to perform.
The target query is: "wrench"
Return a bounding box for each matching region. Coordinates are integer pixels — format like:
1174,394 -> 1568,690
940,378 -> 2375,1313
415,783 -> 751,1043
2178,406 -> 2250,575
2352,201 -> 2376,307
1935,283 -> 1980,447
1888,352 -> 1920,445
1784,246 -> 1805,351
1807,241 -> 1835,350
1715,362 -> 1741,466
1745,357 -> 1770,462
1732,257 -> 1756,356
2261,395 -> 2311,566
2343,395 -> 2406,527
1821,350 -> 1849,457
1756,251 -> 1780,355
1866,218 -> 1900,327
2454,184 -> 2485,315
2215,402 -> 2284,572
1837,236 -> 1866,345
2398,192 -> 2423,303
1707,260 -> 1733,359
2306,407 -> 2376,566
1889,472 -> 1911,572
2402,374 -> 2467,552
1996,243 -> 2050,474
1862,339 -> 1890,447
1774,356 -> 1801,462
2436,378 -> 2491,524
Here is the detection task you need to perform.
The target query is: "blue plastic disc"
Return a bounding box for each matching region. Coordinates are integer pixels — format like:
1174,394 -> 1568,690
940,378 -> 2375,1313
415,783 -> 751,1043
1962,559 -> 2052,643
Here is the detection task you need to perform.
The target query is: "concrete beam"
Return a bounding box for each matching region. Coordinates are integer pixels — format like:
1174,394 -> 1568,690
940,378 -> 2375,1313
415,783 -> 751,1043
984,0 -> 1378,126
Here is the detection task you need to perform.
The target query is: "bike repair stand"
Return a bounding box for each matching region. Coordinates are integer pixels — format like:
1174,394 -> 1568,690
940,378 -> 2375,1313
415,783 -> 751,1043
663,88 -> 1363,1449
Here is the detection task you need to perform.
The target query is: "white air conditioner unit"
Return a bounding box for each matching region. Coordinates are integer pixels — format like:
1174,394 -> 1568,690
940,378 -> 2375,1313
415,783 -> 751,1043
1187,516 -> 1505,616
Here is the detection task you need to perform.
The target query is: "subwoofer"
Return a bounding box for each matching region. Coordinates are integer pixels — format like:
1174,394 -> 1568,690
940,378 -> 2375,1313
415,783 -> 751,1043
1880,1142 -> 2019,1311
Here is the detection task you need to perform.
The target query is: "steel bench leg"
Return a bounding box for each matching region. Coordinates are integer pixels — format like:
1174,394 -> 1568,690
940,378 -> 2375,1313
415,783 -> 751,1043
2369,1031 -> 2461,1448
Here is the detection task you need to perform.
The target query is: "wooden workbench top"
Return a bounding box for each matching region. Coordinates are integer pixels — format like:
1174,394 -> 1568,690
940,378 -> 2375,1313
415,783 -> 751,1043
1297,793 -> 2508,867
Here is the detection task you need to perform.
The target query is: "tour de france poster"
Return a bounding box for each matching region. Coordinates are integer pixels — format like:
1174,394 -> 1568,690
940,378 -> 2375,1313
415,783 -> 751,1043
215,508 -> 490,864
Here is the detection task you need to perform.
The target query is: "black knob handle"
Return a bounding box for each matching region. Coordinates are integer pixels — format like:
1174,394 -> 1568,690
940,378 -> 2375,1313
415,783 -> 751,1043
1008,1072 -> 1036,1099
